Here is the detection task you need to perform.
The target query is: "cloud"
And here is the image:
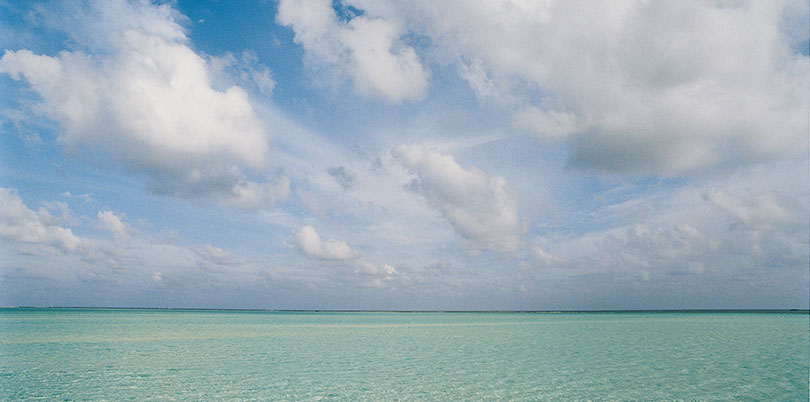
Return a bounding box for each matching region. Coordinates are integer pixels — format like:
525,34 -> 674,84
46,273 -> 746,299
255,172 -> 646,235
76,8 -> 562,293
0,188 -> 278,303
294,225 -> 358,260
530,244 -> 567,267
347,0 -> 809,174
96,210 -> 131,240
62,191 -> 94,205
392,144 -> 522,252
523,161 -> 808,295
0,187 -> 90,255
0,189 -> 141,267
353,261 -> 405,288
277,0 -> 428,103
217,177 -> 291,211
0,0 -> 284,209
283,147 -> 459,266
208,50 -> 276,95
704,188 -> 796,231
328,165 -> 356,190
512,105 -> 580,143
193,244 -> 243,267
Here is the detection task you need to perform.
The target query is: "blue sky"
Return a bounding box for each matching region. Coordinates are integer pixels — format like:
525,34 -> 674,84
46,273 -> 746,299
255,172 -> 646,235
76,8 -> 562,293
1,0 -> 808,310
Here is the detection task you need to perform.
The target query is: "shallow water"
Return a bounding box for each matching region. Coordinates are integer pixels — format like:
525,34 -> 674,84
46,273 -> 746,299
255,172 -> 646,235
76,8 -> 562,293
1,309 -> 807,400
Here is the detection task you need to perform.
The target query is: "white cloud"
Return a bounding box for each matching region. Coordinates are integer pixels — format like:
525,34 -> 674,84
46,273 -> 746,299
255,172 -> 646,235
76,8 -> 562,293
0,188 -> 277,298
456,58 -> 513,104
0,187 -> 90,254
392,143 -> 522,252
193,244 -> 243,267
530,244 -> 567,267
209,51 -> 276,96
348,0 -> 809,174
217,177 -> 291,211
0,0 -> 283,209
62,191 -> 94,205
705,188 -> 796,231
294,225 -> 358,260
282,146 -> 458,267
526,161 -> 808,288
96,210 -> 130,240
277,0 -> 428,103
512,105 -> 580,142
352,261 -> 405,288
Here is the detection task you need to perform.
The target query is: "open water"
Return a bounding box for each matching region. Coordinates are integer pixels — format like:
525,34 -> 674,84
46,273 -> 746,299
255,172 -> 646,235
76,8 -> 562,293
0,308 -> 807,400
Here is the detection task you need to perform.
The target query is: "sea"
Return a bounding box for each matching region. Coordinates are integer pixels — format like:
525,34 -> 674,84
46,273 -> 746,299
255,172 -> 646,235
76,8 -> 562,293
0,308 -> 807,401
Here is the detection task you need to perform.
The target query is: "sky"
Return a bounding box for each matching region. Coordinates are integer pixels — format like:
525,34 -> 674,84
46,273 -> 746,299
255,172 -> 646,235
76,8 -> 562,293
0,0 -> 808,310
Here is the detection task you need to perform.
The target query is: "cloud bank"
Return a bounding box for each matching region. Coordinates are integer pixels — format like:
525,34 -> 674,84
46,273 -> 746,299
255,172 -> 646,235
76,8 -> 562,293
345,0 -> 809,174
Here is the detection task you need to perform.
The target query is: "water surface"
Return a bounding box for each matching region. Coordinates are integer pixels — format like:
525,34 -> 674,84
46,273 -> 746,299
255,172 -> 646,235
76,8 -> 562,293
1,309 -> 807,400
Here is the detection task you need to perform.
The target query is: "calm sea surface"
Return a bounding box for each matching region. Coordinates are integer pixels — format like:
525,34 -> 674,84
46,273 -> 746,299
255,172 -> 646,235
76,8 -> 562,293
0,309 -> 807,400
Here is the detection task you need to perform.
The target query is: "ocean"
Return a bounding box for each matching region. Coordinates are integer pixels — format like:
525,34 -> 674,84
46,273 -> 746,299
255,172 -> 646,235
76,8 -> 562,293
1,308 -> 807,400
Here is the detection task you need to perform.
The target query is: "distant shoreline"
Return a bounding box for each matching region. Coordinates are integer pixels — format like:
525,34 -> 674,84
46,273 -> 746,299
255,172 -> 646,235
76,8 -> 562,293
2,306 -> 808,314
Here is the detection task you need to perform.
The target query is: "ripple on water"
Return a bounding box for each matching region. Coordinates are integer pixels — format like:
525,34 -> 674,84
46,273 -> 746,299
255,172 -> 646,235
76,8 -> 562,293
0,310 -> 807,400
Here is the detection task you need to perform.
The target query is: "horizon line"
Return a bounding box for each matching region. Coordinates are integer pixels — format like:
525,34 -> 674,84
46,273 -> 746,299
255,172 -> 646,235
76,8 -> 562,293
2,306 -> 808,313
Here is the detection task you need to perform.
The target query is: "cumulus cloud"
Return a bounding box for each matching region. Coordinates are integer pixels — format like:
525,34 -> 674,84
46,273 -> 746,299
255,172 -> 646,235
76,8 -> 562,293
277,0 -> 428,103
348,0 -> 809,174
0,0 -> 284,209
0,187 -> 90,255
294,225 -> 358,260
392,144 -> 522,252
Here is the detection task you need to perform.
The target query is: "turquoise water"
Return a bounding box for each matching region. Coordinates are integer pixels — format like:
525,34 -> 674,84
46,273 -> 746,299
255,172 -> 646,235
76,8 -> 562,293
0,309 -> 807,400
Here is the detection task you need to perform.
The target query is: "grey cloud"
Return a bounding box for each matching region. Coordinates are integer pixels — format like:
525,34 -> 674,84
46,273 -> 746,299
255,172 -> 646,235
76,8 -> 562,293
328,165 -> 356,190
